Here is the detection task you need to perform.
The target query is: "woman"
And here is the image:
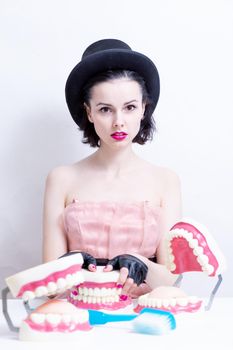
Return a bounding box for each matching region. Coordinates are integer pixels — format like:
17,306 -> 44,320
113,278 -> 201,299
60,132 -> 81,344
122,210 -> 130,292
42,39 -> 182,297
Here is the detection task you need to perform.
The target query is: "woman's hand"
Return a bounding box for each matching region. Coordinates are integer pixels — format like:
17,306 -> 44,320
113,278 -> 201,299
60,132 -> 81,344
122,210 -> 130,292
103,254 -> 148,296
59,251 -> 97,272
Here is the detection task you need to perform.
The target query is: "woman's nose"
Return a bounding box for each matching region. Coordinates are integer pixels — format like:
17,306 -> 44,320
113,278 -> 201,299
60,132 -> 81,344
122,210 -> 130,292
113,112 -> 125,128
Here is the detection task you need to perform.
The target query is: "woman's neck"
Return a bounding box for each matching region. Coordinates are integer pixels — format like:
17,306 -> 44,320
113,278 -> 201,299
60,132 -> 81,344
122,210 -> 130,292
91,144 -> 139,177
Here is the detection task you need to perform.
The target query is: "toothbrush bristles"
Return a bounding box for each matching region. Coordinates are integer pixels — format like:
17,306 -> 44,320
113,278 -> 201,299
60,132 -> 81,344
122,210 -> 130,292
132,312 -> 175,335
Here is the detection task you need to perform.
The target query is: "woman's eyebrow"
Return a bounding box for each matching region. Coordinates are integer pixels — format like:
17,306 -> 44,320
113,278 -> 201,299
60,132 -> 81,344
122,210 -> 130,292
96,100 -> 138,107
124,100 -> 138,105
96,102 -> 112,106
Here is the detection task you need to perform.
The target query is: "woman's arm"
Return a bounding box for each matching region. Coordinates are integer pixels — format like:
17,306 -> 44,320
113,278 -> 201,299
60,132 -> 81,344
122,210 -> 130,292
42,167 -> 68,262
156,168 -> 182,265
147,169 -> 182,287
133,169 -> 182,289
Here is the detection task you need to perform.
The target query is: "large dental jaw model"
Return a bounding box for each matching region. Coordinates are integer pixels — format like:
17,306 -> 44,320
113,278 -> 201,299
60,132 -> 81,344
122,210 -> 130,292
5,253 -> 84,301
19,299 -> 91,341
68,266 -> 132,310
165,218 -> 227,310
134,286 -> 202,314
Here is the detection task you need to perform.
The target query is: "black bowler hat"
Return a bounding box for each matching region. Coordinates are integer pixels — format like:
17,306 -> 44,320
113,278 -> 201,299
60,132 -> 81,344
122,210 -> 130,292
65,39 -> 160,127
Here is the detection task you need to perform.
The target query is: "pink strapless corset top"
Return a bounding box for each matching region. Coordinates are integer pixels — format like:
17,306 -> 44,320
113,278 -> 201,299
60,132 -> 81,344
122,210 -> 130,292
63,200 -> 162,259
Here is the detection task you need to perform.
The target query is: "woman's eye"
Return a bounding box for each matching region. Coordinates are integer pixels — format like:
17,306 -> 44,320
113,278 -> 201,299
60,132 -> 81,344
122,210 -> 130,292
100,107 -> 111,113
126,104 -> 136,111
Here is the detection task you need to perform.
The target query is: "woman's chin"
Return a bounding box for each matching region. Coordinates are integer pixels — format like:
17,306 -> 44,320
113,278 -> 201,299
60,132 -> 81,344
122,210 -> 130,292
100,137 -> 134,149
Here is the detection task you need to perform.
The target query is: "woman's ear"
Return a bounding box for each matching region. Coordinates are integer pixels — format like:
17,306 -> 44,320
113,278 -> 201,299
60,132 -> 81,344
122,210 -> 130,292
141,103 -> 146,120
84,103 -> 93,123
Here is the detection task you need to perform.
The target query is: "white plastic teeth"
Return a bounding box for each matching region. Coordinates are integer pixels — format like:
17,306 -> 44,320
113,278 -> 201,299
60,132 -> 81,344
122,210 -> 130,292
138,294 -> 200,308
22,272 -> 84,301
70,294 -> 120,304
78,287 -> 121,297
30,310 -> 88,325
70,286 -> 121,304
166,228 -> 215,275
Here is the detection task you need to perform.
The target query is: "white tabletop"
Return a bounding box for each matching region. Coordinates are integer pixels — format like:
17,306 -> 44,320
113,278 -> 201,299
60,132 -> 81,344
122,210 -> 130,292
0,298 -> 232,350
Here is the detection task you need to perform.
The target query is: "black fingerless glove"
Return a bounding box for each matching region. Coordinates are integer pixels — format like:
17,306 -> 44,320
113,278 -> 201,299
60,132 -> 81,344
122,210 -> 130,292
58,251 -> 96,270
106,254 -> 148,286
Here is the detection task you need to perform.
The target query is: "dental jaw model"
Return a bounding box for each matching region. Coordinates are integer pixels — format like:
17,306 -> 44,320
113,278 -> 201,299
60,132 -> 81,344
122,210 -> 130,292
134,286 -> 202,314
68,266 -> 132,310
166,218 -> 227,310
19,299 -> 91,341
5,253 -> 84,301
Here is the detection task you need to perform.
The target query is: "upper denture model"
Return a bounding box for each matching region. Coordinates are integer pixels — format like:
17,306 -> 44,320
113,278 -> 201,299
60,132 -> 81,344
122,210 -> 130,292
166,218 -> 226,276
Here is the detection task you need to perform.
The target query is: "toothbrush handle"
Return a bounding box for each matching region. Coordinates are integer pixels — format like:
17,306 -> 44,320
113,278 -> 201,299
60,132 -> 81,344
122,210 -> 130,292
88,310 -> 136,325
103,313 -> 136,323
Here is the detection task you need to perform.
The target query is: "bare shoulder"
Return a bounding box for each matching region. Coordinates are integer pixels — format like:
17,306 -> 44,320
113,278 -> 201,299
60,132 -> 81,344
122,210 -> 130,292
46,165 -> 74,183
158,166 -> 180,183
44,165 -> 80,207
148,162 -> 181,188
45,164 -> 80,191
141,158 -> 178,179
157,168 -> 181,203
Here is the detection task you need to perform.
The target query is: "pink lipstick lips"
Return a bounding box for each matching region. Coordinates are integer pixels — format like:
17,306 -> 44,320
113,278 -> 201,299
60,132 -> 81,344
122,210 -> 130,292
111,132 -> 128,141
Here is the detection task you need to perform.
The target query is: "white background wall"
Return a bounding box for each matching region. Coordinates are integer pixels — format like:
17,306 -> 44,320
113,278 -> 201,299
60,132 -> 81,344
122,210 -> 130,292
0,0 -> 232,297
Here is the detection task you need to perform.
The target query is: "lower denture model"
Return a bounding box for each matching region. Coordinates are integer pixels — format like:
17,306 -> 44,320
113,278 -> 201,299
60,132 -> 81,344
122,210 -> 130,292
165,218 -> 227,310
19,299 -> 91,341
68,266 -> 132,310
134,286 -> 202,314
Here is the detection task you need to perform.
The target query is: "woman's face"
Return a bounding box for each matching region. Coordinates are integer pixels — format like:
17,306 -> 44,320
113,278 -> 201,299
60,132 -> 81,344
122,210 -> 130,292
85,78 -> 145,148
